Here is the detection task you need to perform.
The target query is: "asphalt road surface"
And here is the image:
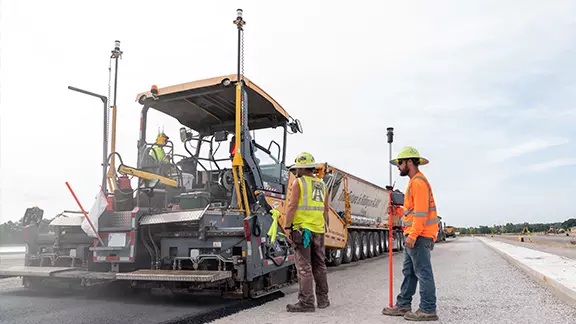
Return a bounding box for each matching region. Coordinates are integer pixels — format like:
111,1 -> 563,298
0,254 -> 278,324
2,237 -> 576,324
0,279 -> 254,324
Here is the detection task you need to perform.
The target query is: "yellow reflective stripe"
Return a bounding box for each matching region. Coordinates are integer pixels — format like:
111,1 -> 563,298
403,218 -> 438,227
413,206 -> 436,217
299,177 -> 309,208
297,206 -> 324,211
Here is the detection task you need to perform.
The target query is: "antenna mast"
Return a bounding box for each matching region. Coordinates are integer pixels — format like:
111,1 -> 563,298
231,9 -> 251,215
106,40 -> 123,193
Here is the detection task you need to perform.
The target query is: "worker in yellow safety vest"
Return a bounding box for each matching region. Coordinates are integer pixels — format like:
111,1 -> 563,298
283,152 -> 330,312
150,132 -> 170,163
382,146 -> 439,321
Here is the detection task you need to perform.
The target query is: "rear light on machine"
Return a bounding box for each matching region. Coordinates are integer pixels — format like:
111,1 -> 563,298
106,194 -> 114,211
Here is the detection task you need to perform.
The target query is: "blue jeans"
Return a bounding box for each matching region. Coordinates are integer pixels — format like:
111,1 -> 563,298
396,236 -> 437,313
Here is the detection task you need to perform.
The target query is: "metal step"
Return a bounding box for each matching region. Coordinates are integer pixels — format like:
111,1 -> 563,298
139,207 -> 209,225
50,270 -> 116,281
115,269 -> 232,282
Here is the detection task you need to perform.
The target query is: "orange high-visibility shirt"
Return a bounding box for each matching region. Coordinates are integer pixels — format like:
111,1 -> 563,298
402,172 -> 439,241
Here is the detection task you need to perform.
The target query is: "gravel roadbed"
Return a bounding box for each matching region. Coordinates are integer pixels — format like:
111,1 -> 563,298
209,237 -> 576,324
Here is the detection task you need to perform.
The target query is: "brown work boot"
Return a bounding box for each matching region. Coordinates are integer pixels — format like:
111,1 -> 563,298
403,309 -> 439,321
286,302 -> 315,312
382,305 -> 411,316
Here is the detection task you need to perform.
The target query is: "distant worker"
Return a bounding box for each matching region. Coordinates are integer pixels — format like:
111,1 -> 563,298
150,132 -> 170,163
382,146 -> 439,321
283,152 -> 330,312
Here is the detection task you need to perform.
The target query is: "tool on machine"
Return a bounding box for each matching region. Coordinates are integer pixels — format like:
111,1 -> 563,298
255,191 -> 290,266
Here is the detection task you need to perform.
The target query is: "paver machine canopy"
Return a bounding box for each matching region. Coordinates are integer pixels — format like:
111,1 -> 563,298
134,74 -> 303,211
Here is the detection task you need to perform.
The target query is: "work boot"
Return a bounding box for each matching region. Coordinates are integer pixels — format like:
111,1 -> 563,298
403,309 -> 439,321
382,305 -> 411,316
317,300 -> 330,309
286,302 -> 315,312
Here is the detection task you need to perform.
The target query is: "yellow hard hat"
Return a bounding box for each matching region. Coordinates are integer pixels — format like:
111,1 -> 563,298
390,146 -> 429,166
289,152 -> 322,169
156,132 -> 169,144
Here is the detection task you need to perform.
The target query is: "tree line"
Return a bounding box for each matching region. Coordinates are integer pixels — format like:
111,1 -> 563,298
0,221 -> 25,245
454,218 -> 576,235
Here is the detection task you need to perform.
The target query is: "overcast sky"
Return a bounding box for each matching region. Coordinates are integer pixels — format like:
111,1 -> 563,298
1,0 -> 575,228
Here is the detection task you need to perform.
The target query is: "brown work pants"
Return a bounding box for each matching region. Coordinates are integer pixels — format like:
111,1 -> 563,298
294,232 -> 329,308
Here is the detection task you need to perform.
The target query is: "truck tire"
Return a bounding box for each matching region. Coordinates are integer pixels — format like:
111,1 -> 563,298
367,232 -> 375,258
360,232 -> 368,260
342,232 -> 353,264
328,248 -> 343,267
373,232 -> 381,256
351,231 -> 361,261
380,231 -> 388,252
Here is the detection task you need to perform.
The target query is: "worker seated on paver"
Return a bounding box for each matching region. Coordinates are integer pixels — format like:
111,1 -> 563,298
150,132 -> 170,163
149,132 -> 172,176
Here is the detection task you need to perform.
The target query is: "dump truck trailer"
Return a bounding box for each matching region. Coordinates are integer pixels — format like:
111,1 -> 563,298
319,165 -> 404,266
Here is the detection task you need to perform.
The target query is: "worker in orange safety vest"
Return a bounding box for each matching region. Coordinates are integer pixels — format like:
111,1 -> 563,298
382,146 -> 439,321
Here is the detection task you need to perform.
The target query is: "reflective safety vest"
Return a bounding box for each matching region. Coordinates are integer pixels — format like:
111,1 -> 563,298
293,175 -> 327,234
402,172 -> 439,241
150,145 -> 168,163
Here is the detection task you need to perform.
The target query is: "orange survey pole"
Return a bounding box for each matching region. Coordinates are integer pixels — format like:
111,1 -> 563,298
388,191 -> 394,307
65,182 -> 105,246
386,126 -> 395,308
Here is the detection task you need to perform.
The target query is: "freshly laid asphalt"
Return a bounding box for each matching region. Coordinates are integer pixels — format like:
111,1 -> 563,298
2,237 -> 576,324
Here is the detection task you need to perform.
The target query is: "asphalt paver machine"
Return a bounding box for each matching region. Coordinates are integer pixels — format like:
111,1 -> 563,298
0,9 -> 305,299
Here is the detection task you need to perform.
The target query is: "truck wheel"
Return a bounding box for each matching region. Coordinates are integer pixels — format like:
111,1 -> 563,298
373,232 -> 381,256
367,232 -> 375,258
332,249 -> 343,266
342,232 -> 353,264
397,232 -> 404,251
351,231 -> 361,261
360,232 -> 368,260
380,231 -> 388,252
